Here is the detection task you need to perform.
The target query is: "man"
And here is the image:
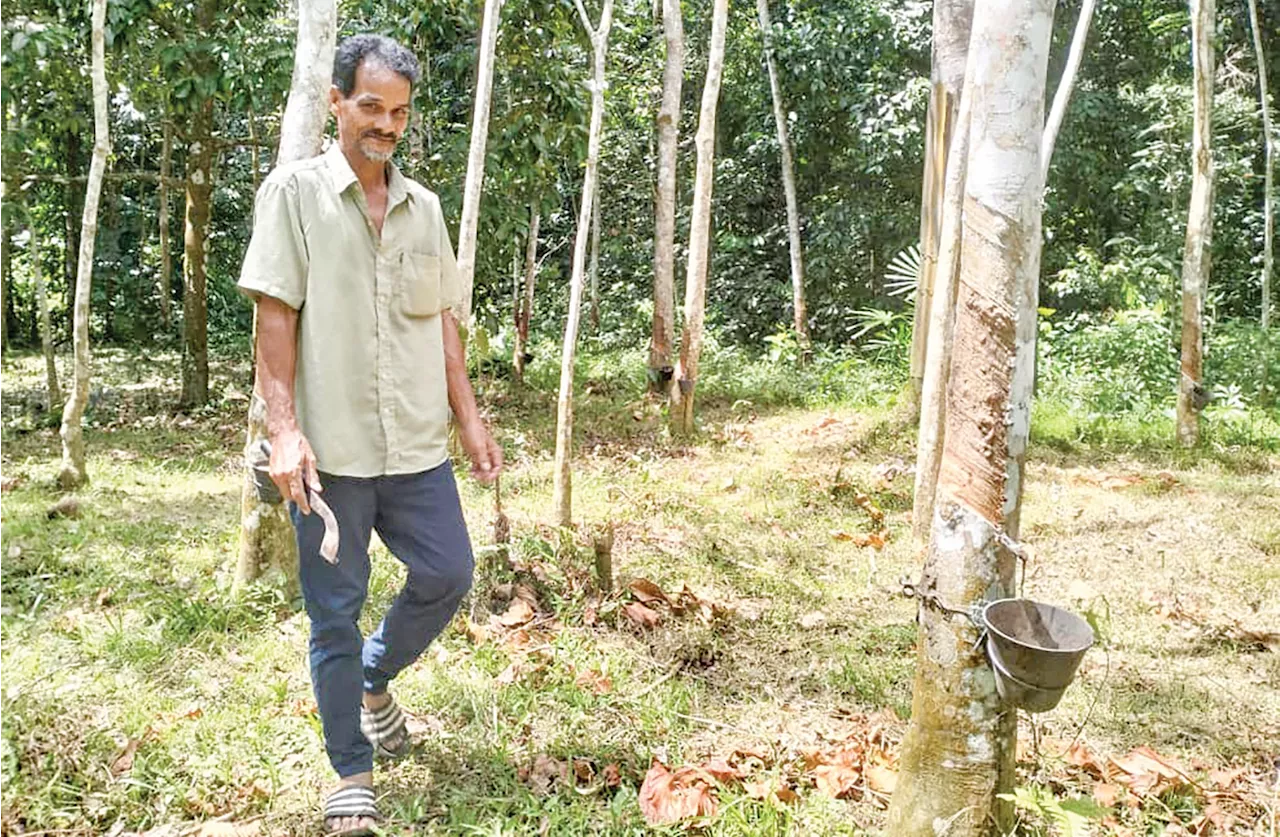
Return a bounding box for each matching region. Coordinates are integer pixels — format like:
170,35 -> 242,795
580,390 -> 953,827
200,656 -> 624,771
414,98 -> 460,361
238,34 -> 502,836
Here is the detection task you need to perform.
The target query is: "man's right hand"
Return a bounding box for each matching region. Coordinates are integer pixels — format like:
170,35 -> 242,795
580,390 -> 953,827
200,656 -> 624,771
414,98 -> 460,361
269,425 -> 321,514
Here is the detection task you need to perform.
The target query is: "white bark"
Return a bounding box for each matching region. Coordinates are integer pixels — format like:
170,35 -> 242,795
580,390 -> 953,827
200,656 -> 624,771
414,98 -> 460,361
1040,0 -> 1096,181
237,0 -> 336,599
889,0 -> 1054,834
651,0 -> 683,388
1247,0 -> 1273,331
670,0 -> 729,435
58,0 -> 110,490
907,0 -> 974,408
756,0 -> 809,353
553,0 -> 614,526
456,0 -> 506,327
1177,0 -> 1215,447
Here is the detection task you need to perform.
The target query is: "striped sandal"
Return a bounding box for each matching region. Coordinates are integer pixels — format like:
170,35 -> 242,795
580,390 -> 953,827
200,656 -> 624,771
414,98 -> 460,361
323,784 -> 380,836
360,696 -> 410,760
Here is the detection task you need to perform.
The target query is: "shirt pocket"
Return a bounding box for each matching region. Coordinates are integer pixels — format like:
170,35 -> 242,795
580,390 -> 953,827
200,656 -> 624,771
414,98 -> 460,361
401,251 -> 442,317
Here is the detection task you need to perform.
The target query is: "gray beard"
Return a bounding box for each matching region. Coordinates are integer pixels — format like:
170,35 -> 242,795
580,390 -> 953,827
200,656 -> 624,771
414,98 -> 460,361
358,140 -> 395,163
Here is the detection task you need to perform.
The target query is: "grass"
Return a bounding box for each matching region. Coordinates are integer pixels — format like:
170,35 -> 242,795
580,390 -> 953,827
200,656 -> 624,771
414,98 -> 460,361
2,346 -> 1278,835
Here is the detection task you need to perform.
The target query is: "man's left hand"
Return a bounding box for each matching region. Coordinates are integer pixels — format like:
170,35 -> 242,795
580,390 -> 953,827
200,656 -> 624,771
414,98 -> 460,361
459,419 -> 503,484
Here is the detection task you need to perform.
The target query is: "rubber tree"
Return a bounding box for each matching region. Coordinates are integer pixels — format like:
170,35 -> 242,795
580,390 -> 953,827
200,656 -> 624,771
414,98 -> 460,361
650,0 -> 683,393
1248,0 -> 1275,405
906,0 -> 974,411
552,0 -> 614,527
1040,0 -> 1097,181
669,0 -> 729,435
888,0 -> 1054,834
1177,0 -> 1215,447
455,0 -> 505,327
756,0 -> 809,357
234,0 -> 336,601
58,0 -> 110,490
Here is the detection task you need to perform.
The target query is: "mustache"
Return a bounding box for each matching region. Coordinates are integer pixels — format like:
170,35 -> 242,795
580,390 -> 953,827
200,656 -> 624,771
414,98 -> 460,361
361,130 -> 398,142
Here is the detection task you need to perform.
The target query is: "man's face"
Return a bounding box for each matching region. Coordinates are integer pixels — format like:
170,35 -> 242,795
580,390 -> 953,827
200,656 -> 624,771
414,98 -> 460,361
330,60 -> 412,164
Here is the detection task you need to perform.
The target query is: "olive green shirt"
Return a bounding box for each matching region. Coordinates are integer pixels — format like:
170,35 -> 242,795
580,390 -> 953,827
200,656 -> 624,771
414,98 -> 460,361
238,144 -> 463,477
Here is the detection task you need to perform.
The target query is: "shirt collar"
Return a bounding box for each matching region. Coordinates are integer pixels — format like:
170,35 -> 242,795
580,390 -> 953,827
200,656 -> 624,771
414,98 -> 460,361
324,143 -> 410,209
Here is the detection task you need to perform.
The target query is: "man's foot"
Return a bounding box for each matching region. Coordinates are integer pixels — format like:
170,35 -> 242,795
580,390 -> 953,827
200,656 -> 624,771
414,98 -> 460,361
324,775 -> 379,836
360,692 -> 409,759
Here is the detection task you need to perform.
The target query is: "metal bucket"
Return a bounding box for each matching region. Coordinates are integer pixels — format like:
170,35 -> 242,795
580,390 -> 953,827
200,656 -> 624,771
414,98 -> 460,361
245,438 -> 283,505
982,598 -> 1094,713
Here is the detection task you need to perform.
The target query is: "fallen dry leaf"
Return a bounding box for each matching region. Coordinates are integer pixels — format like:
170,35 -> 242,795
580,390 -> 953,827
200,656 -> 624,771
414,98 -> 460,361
638,760 -> 719,825
528,754 -> 568,796
574,668 -> 613,695
1109,746 -> 1192,797
866,761 -> 898,794
111,738 -> 142,777
812,764 -> 860,799
1093,782 -> 1122,808
851,530 -> 889,550
192,823 -> 262,837
628,578 -> 670,606
497,597 -> 536,627
622,601 -> 662,630
602,763 -> 623,788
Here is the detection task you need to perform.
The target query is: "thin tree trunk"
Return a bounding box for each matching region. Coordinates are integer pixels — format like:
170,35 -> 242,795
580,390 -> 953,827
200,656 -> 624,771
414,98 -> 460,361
1040,0 -> 1096,181
513,204 -> 540,384
1249,0 -> 1275,405
1177,0 -> 1215,447
64,132 -> 82,319
0,103 -> 9,358
58,0 -> 110,490
888,0 -> 1054,833
911,83 -> 974,547
650,0 -> 683,393
31,222 -> 62,407
455,0 -> 505,327
907,0 -> 974,411
179,98 -> 214,409
589,189 -> 601,331
158,121 -> 173,331
552,0 -> 614,527
670,0 -> 729,436
756,0 -> 809,356
236,0 -> 337,603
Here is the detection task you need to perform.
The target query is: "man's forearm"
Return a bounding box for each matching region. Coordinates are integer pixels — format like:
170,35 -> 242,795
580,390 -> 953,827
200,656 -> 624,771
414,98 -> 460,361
442,311 -> 482,428
256,296 -> 301,436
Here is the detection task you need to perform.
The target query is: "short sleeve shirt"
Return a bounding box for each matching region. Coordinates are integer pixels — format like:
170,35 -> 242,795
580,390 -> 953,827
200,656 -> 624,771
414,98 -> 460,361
238,144 -> 463,477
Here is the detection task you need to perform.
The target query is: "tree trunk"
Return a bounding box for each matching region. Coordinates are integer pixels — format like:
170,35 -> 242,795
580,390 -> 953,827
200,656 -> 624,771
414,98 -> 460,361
589,187 -> 601,331
0,104 -> 9,358
1177,0 -> 1215,448
1040,0 -> 1096,181
911,84 -> 974,547
650,0 -> 683,393
455,0 -> 505,327
907,0 -> 974,410
58,0 -> 110,491
888,1 -> 1054,834
1248,0 -> 1275,405
236,0 -> 336,603
513,203 -> 539,384
670,0 -> 729,436
552,0 -> 614,527
756,0 -> 809,357
179,99 -> 214,409
158,120 -> 173,332
32,222 -> 62,407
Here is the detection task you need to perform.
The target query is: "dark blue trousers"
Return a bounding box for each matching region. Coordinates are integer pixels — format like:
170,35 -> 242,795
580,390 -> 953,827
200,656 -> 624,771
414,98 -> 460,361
291,462 -> 474,777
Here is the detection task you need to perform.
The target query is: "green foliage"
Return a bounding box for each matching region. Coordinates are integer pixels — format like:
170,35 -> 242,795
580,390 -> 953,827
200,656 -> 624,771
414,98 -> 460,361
1000,785 -> 1107,837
